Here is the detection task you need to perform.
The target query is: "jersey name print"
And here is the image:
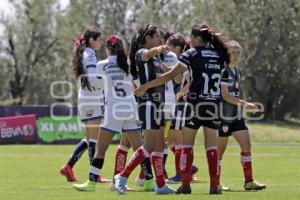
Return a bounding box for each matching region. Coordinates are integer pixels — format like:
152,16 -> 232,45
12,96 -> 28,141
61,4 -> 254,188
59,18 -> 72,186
96,56 -> 135,103
179,46 -> 224,102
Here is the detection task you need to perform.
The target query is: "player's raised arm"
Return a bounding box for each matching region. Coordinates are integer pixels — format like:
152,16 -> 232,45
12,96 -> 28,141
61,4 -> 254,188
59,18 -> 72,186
135,63 -> 186,96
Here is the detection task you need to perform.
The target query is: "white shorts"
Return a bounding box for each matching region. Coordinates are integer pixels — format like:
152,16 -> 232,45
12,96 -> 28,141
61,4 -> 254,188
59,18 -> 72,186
77,97 -> 104,122
100,101 -> 142,133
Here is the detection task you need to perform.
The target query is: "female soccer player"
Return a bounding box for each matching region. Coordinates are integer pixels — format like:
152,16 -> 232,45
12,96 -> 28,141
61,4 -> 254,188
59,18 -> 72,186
124,24 -> 175,193
217,40 -> 266,191
72,35 -> 174,195
60,28 -> 107,183
164,35 -> 199,183
135,23 -> 230,195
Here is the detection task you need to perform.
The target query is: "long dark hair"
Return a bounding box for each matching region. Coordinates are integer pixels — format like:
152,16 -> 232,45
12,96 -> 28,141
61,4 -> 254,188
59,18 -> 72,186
191,24 -> 230,64
167,34 -> 187,52
106,35 -> 129,75
129,24 -> 159,78
72,28 -> 101,90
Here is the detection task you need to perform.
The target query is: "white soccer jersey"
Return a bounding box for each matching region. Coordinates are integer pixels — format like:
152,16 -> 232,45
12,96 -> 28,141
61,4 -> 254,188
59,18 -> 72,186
96,56 -> 141,133
77,48 -> 104,121
160,51 -> 178,119
161,51 -> 178,69
78,47 -> 103,98
96,56 -> 136,103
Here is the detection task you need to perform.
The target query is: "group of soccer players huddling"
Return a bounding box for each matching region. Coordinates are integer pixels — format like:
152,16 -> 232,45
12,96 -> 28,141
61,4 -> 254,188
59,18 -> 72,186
59,23 -> 266,195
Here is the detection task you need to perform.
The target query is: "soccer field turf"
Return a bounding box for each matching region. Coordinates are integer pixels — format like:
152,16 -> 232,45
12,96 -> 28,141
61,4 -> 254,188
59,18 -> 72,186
0,144 -> 299,200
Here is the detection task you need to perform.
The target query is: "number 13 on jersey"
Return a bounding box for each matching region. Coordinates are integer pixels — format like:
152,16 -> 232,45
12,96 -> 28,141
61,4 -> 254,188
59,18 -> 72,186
202,72 -> 221,95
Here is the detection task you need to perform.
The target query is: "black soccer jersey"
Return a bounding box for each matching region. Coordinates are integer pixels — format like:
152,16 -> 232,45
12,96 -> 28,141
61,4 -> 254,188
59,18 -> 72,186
220,66 -> 241,98
135,48 -> 165,103
220,66 -> 242,122
179,46 -> 224,101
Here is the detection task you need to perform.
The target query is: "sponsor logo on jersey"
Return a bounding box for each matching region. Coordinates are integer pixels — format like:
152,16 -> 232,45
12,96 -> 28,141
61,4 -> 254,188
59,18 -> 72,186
201,50 -> 220,58
187,120 -> 195,126
212,120 -> 221,126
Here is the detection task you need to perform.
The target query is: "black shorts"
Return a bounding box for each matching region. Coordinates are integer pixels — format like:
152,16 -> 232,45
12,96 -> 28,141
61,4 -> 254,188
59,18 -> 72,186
218,118 -> 248,137
138,101 -> 165,130
184,99 -> 221,130
170,101 -> 187,130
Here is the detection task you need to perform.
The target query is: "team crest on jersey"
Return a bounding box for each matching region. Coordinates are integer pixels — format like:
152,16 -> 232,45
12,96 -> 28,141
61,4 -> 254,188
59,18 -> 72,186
155,117 -> 161,126
222,124 -> 229,133
235,81 -> 239,89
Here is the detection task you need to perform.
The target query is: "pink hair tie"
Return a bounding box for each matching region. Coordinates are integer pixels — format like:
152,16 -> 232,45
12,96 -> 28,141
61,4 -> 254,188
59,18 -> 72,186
107,35 -> 119,46
74,34 -> 85,48
79,34 -> 84,42
185,40 -> 192,46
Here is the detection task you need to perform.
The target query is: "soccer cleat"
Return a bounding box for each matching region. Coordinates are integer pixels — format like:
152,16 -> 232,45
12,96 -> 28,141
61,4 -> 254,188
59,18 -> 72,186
168,175 -> 181,183
135,176 -> 145,186
109,181 -> 135,192
155,184 -> 176,195
114,174 -> 128,195
124,185 -> 135,192
209,186 -> 222,195
220,185 -> 231,191
191,165 -> 199,183
191,175 -> 199,183
175,185 -> 191,194
97,176 -> 112,183
72,180 -> 96,192
60,164 -> 77,182
137,179 -> 155,191
191,165 -> 198,174
244,180 -> 266,191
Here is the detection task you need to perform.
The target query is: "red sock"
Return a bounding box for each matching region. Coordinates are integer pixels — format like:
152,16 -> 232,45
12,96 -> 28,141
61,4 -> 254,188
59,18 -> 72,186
175,145 -> 182,176
151,152 -> 165,188
114,145 -> 128,176
120,146 -> 149,178
217,156 -> 222,185
180,146 -> 193,187
241,152 -> 253,182
170,145 -> 176,154
206,147 -> 218,188
138,170 -> 145,179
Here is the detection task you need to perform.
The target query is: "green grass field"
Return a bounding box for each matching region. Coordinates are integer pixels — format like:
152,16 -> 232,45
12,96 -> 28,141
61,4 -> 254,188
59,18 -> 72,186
0,123 -> 300,200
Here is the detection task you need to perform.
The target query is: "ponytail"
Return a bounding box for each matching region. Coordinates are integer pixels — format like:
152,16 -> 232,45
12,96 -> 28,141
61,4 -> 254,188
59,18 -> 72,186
191,24 -> 230,64
210,33 -> 230,64
71,28 -> 101,90
106,35 -> 129,75
129,34 -> 139,78
129,24 -> 159,78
